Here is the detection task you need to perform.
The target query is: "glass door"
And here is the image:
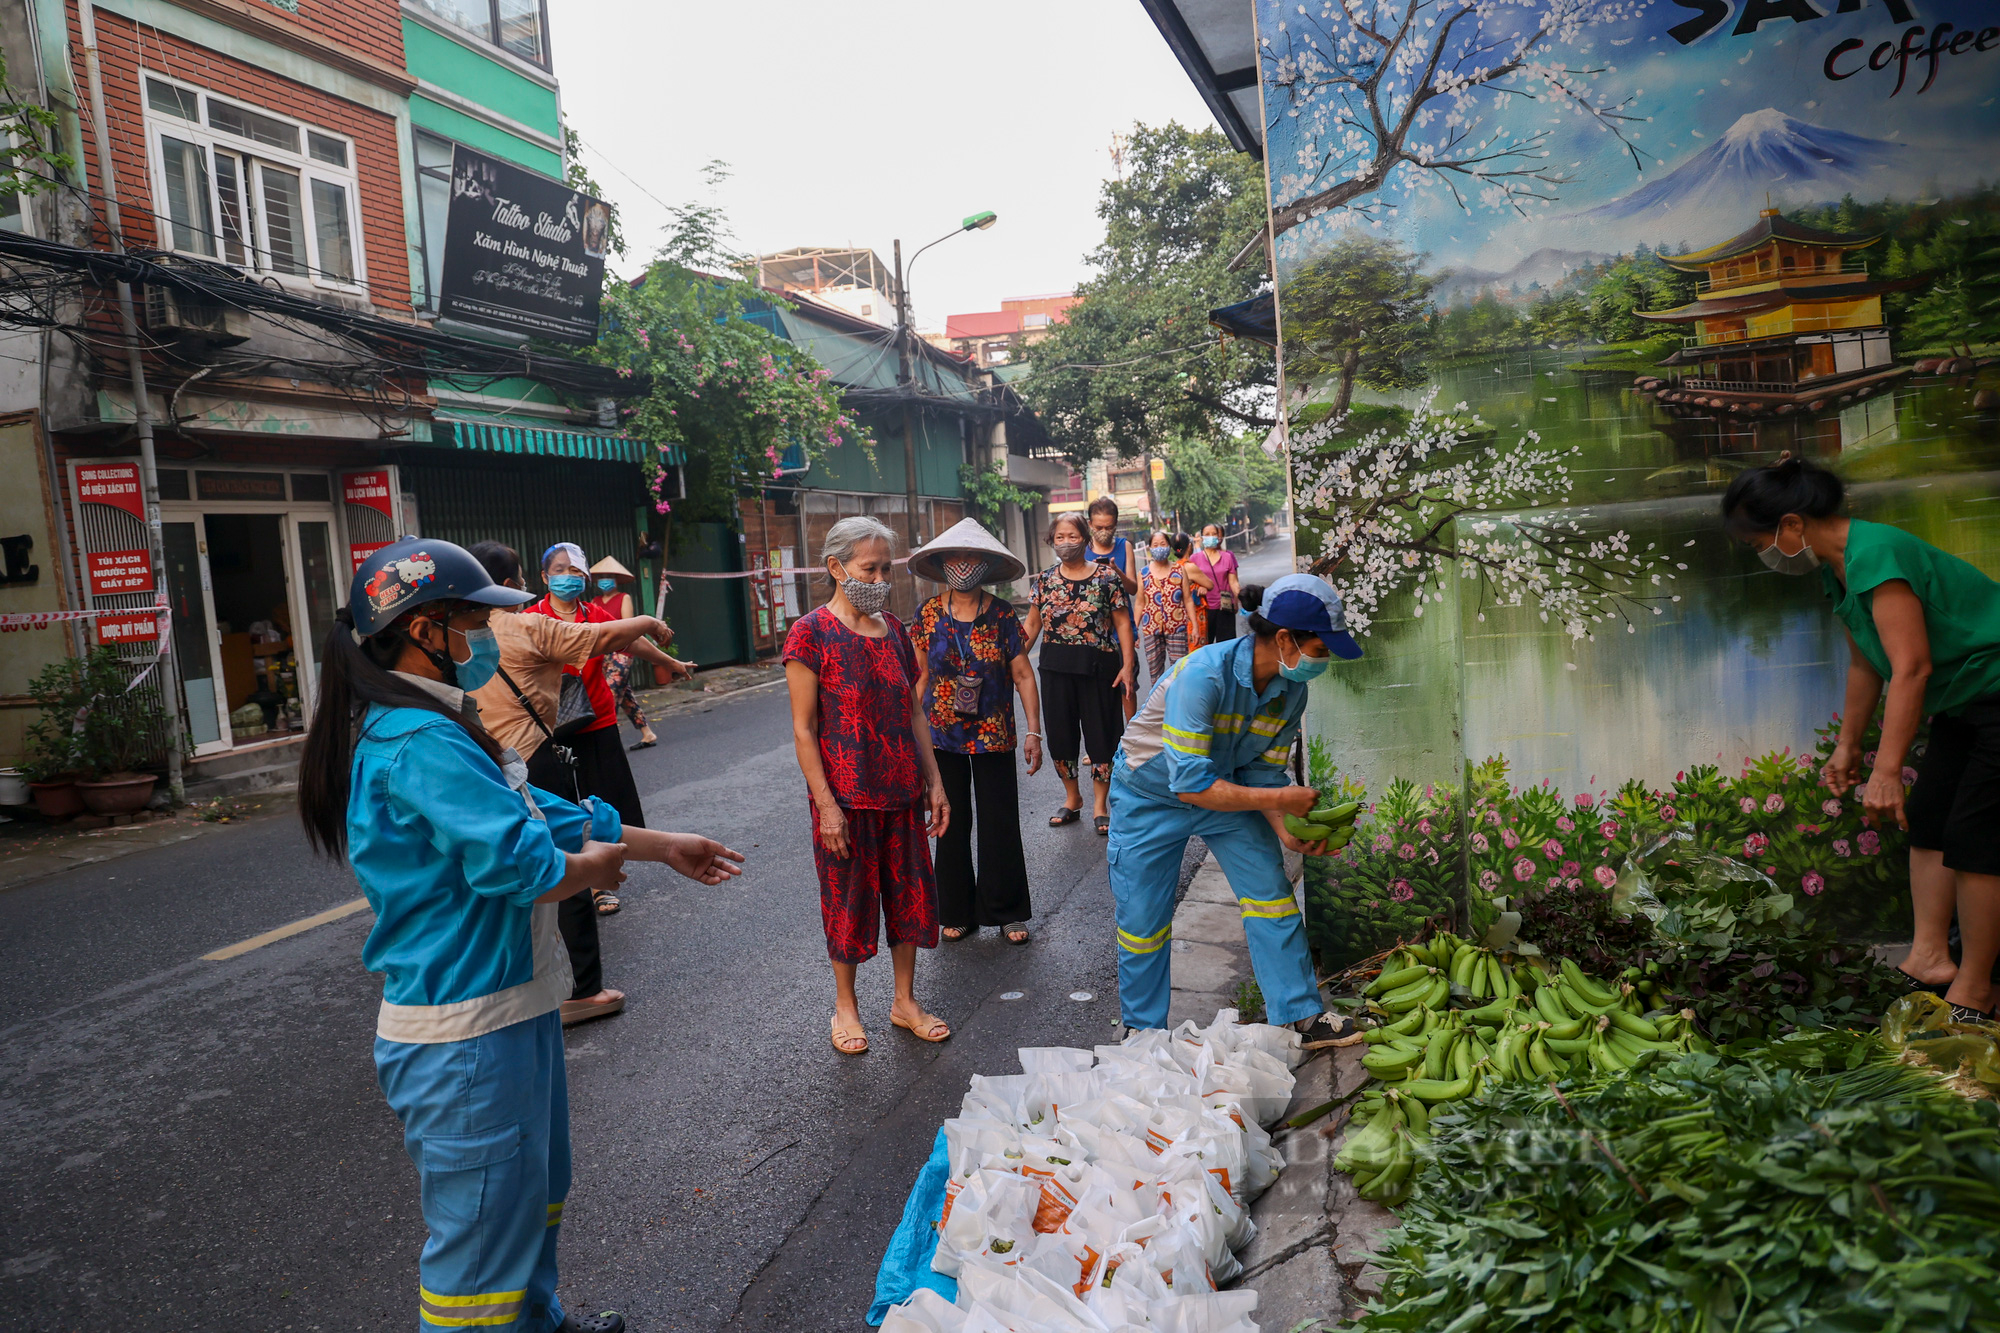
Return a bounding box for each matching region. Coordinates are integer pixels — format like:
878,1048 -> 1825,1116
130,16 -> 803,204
288,517 -> 340,715
162,520 -> 228,750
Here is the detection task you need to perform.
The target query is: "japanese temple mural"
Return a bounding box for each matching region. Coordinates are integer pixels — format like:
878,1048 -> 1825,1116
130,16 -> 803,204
1251,0 -> 2000,961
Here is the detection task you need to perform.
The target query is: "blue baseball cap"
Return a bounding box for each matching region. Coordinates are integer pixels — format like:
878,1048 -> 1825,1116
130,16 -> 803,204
1261,573 -> 1364,660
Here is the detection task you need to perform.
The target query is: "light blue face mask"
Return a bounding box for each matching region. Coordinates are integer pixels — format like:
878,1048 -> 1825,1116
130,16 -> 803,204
547,573 -> 587,601
1278,636 -> 1330,683
1202,535 -> 1221,550
1150,545 -> 1172,561
596,577 -> 619,592
452,625 -> 502,692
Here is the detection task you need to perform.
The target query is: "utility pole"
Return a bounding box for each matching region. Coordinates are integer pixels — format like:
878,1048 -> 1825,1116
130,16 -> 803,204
893,239 -> 921,552
77,0 -> 184,803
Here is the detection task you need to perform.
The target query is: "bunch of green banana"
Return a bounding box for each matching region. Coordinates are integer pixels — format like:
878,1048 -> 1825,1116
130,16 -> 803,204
1333,1088 -> 1427,1206
1282,798 -> 1364,851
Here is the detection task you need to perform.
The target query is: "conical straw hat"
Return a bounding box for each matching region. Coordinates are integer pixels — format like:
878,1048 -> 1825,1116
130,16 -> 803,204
908,517 -> 1027,585
588,556 -> 635,580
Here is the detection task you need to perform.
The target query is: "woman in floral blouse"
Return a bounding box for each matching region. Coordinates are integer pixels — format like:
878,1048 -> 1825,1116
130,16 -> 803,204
908,520 -> 1043,944
1138,528 -> 1209,686
1023,512 -> 1136,836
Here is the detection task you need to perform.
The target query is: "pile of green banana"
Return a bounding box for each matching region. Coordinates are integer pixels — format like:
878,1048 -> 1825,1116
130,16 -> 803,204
1281,798 -> 1363,851
1335,938 -> 1713,1206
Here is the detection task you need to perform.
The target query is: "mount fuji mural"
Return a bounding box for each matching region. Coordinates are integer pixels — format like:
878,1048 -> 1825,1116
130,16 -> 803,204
1570,110 -> 1904,234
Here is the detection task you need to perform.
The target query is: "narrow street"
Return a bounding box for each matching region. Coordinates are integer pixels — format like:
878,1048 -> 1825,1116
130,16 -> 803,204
0,673 -> 1134,1332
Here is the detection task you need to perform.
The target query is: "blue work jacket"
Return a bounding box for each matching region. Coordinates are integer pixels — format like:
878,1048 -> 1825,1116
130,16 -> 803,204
1114,636 -> 1305,804
348,685 -> 621,1043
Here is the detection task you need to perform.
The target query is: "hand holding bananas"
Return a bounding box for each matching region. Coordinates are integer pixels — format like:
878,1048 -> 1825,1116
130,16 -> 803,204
1281,797 -> 1363,853
1332,934 -> 1711,1207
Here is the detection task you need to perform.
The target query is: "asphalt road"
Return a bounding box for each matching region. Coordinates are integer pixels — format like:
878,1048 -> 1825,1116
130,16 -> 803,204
0,676 -> 1129,1332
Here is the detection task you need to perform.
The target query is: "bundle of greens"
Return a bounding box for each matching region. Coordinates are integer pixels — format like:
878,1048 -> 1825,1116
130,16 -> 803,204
1354,1036 -> 2000,1332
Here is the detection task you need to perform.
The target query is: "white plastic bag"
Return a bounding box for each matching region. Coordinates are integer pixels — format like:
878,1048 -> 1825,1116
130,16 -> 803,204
1147,1290 -> 1260,1333
883,1288 -> 969,1333
1019,1046 -> 1098,1076
964,1074 -> 1031,1126
959,1255 -> 1110,1332
936,1169 -> 1040,1278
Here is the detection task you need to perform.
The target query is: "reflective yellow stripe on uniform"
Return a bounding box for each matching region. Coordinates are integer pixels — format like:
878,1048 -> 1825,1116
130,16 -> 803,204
420,1288 -> 526,1328
1258,745 -> 1291,766
546,1201 -> 564,1228
1240,894 -> 1301,920
1117,922 -> 1172,955
1162,724 -> 1210,756
1210,712 -> 1244,734
1247,713 -> 1286,737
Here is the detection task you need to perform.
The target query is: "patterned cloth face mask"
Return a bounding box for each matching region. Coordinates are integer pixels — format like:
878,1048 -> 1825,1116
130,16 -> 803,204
837,562 -> 893,616
942,556 -> 991,591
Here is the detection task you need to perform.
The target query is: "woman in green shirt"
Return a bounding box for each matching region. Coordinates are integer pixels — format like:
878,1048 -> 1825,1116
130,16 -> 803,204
1722,457 -> 2000,1021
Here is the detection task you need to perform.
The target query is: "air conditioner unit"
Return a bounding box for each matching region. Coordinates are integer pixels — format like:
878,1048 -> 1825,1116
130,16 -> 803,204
143,285 -> 252,345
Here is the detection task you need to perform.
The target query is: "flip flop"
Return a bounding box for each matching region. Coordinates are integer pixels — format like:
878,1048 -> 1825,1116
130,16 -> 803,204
831,1014 -> 869,1055
627,739 -> 657,752
1093,816 -> 1110,836
592,888 -> 620,916
891,1008 -> 952,1042
560,992 -> 625,1026
1049,806 -> 1082,827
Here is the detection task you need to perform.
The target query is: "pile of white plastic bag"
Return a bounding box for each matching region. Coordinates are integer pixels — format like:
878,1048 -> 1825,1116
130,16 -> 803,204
880,1009 -> 1303,1333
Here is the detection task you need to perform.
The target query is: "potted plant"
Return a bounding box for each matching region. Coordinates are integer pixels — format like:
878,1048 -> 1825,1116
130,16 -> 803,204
22,656 -> 90,819
27,648 -> 165,816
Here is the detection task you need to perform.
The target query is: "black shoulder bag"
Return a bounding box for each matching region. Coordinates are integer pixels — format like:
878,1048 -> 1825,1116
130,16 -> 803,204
495,666 -> 582,803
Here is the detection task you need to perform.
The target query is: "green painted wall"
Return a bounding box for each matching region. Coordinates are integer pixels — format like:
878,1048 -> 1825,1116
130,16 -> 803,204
402,19 -> 562,175
804,409 -> 965,497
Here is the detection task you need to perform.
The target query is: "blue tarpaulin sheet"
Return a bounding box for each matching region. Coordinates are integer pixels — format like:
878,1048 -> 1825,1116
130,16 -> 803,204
866,1127 -> 959,1325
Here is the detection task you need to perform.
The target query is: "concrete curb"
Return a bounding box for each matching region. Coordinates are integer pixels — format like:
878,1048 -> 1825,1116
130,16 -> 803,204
1168,853 -> 1400,1331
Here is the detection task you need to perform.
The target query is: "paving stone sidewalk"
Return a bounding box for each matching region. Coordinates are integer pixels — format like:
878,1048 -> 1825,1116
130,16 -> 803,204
1170,855 -> 1399,1332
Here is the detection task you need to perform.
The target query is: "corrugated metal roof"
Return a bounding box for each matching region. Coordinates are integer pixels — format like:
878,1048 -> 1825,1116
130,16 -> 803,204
429,411 -> 683,466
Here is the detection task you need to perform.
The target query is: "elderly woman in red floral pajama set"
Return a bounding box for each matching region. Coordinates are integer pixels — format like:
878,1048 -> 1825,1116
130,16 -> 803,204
784,516 -> 952,1056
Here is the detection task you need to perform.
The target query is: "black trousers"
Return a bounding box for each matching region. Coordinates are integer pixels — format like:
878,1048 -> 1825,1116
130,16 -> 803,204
934,749 -> 1032,927
527,724 -> 647,999
1039,667 -> 1123,775
1205,609 -> 1237,643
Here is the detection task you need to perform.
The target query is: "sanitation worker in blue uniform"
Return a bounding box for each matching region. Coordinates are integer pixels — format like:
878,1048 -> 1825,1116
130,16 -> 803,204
298,538 -> 745,1333
1107,575 -> 1364,1040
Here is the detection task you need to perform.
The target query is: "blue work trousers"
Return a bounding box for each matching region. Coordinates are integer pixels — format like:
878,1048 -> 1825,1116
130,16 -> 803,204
1107,778 -> 1321,1030
375,1010 -> 570,1332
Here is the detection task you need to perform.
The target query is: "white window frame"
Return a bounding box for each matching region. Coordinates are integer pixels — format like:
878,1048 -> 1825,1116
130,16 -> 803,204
0,126 -> 37,236
139,71 -> 366,294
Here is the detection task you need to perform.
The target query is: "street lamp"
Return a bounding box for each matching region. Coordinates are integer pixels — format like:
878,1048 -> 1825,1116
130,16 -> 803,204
892,211 -> 998,550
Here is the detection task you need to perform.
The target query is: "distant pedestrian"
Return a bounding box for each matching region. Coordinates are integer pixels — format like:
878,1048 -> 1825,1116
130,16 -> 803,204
1087,496 -> 1140,723
908,519 -> 1042,946
1172,531 -> 1213,646
298,538 -> 743,1333
588,556 -> 665,751
1138,528 -> 1201,686
1191,523 -> 1242,643
783,516 -> 952,1056
1023,512 -> 1136,837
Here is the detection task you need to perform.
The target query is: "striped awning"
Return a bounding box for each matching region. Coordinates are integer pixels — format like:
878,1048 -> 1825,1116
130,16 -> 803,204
430,414 -> 685,467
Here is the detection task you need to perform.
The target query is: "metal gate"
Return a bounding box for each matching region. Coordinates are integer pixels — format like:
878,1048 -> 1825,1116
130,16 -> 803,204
399,454 -> 646,588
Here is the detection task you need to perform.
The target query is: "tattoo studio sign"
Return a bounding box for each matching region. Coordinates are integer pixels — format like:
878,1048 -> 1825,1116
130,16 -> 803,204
437,146 -> 612,344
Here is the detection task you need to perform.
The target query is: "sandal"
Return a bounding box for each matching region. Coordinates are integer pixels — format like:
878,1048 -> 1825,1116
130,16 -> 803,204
1004,923 -> 1031,945
1294,1012 -> 1371,1047
890,1006 -> 952,1043
1049,806 -> 1082,827
830,1014 -> 869,1055
1093,815 -> 1110,836
1947,1002 -> 1997,1025
593,888 -> 620,916
1897,967 -> 1951,997
942,925 -> 978,942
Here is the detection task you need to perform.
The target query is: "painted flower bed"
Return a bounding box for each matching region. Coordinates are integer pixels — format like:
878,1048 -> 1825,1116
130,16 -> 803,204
1303,713 -> 1912,974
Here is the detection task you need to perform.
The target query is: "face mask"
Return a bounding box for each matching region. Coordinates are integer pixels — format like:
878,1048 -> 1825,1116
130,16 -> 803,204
1758,531 -> 1820,576
1150,545 -> 1172,562
1278,636 -> 1331,683
1090,530 -> 1116,549
451,625 -> 502,692
595,577 -> 619,593
943,557 -> 990,592
1053,539 -> 1085,563
547,573 -> 586,601
1202,535 -> 1221,550
836,562 -> 893,616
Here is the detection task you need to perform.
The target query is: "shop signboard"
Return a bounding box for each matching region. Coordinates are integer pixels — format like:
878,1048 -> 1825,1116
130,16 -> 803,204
436,145 -> 610,344
75,461 -> 143,521
341,468 -> 398,572
86,549 -> 153,596
94,609 -> 161,647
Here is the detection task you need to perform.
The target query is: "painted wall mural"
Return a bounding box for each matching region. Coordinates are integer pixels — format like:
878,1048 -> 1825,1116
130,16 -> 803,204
1252,0 -> 2000,963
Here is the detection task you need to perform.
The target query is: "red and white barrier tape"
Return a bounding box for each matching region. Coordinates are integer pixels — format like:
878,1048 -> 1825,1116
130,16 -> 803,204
0,599 -> 169,632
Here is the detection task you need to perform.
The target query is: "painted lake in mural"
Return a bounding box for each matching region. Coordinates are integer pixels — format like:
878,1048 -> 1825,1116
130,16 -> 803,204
1306,354 -> 2000,796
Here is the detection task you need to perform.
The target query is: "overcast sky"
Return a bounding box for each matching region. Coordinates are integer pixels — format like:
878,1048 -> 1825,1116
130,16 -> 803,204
544,0 -> 1219,331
